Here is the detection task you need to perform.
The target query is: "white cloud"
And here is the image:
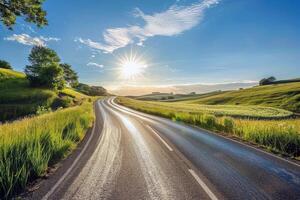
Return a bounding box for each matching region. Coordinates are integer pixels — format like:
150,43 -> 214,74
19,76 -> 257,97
4,34 -> 60,46
87,62 -> 104,68
76,0 -> 219,53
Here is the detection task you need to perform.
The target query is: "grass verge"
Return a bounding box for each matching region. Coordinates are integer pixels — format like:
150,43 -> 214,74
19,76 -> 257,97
117,97 -> 300,158
0,102 -> 94,198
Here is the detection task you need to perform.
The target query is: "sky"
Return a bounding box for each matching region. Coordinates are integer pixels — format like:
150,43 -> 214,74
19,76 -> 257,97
1,0 -> 300,95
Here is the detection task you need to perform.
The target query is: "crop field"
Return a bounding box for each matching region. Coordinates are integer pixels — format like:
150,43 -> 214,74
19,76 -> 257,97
117,97 -> 300,158
0,102 -> 95,198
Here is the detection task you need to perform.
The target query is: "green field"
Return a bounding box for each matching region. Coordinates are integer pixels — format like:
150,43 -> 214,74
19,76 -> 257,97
136,82 -> 300,113
183,82 -> 300,113
117,97 -> 300,159
119,97 -> 293,119
0,69 -> 90,121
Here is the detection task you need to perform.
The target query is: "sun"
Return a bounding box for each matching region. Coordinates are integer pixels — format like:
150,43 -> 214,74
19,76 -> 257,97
118,52 -> 148,80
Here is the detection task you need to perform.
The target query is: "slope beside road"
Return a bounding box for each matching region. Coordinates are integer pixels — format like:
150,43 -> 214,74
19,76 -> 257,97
27,97 -> 300,200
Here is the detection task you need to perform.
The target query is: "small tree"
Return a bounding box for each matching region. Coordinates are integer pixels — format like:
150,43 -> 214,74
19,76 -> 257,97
259,76 -> 276,85
0,60 -> 12,69
0,0 -> 48,29
25,46 -> 65,89
60,63 -> 78,87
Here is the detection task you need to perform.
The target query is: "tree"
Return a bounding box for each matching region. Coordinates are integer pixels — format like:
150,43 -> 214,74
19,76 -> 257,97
259,76 -> 276,86
25,46 -> 65,89
60,63 -> 78,87
0,0 -> 47,29
76,83 -> 107,96
0,59 -> 12,69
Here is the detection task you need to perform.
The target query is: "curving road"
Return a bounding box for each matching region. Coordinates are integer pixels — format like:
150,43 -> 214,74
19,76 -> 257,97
29,97 -> 300,200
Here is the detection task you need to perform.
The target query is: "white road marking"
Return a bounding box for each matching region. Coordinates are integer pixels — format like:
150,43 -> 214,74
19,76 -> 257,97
147,125 -> 173,152
188,169 -> 219,200
112,98 -> 300,168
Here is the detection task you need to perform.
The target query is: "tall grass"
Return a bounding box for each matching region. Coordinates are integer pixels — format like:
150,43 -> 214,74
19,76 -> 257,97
0,103 -> 94,198
117,97 -> 300,158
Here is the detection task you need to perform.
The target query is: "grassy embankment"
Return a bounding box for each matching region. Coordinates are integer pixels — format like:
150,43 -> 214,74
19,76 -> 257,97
0,68 -> 92,121
0,69 -> 100,198
117,85 -> 300,159
0,103 -> 94,198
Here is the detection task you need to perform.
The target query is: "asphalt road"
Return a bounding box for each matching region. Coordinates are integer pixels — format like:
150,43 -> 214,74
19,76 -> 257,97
28,97 -> 300,200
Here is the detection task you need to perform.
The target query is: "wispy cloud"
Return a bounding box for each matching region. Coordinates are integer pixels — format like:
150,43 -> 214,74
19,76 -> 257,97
4,34 -> 60,46
87,62 -> 104,68
76,0 -> 219,53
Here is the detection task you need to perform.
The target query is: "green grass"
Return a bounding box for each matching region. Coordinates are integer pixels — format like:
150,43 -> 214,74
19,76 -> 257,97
183,82 -> 300,113
0,69 -> 92,121
117,97 -> 300,158
0,68 -> 25,80
0,102 -> 95,198
118,97 -> 293,119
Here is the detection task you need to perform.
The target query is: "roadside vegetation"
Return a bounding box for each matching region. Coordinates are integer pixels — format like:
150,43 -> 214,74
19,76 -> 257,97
117,97 -> 300,159
0,102 -> 94,198
0,45 -> 106,198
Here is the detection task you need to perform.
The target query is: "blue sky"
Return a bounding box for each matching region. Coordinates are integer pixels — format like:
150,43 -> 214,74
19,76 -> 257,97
1,0 -> 300,93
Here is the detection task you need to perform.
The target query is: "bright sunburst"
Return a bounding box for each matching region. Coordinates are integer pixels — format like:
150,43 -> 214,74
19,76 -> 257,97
117,51 -> 148,80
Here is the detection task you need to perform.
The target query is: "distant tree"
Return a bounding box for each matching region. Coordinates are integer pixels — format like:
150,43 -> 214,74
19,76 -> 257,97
0,0 -> 48,29
25,46 -> 65,89
76,83 -> 107,96
259,76 -> 276,86
60,63 -> 78,87
0,59 -> 12,69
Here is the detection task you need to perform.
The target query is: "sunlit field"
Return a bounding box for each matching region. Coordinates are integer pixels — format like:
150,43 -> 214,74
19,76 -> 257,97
117,97 -> 300,158
118,97 -> 293,119
0,102 -> 94,198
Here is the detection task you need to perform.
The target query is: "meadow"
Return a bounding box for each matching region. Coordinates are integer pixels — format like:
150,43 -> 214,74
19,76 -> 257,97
185,82 -> 300,113
119,97 -> 293,119
117,97 -> 300,158
0,102 -> 94,198
138,82 -> 300,114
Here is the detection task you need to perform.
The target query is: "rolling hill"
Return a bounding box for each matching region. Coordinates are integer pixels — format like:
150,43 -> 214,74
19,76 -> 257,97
0,68 -> 88,121
184,82 -> 300,113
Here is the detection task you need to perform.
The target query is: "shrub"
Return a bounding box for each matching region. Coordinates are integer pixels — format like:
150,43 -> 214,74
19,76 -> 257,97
0,60 -> 12,69
36,106 -> 52,115
203,114 -> 218,129
223,117 -> 235,132
51,97 -> 73,109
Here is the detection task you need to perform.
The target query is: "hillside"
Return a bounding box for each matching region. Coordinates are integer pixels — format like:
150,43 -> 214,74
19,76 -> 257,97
0,69 -> 89,121
180,82 -> 300,113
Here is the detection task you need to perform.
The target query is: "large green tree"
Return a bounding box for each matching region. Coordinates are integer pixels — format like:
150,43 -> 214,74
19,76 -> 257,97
0,0 -> 48,29
25,46 -> 65,89
60,63 -> 79,87
0,59 -> 12,69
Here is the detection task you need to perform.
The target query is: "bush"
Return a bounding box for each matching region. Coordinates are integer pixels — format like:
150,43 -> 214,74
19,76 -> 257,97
223,117 -> 235,132
203,115 -> 218,129
51,96 -> 73,109
36,106 -> 52,115
0,60 -> 12,69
